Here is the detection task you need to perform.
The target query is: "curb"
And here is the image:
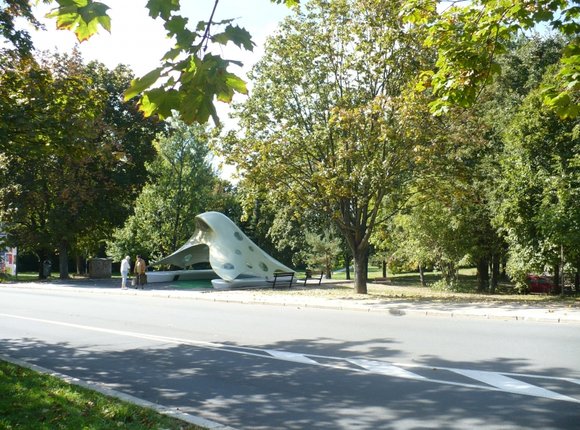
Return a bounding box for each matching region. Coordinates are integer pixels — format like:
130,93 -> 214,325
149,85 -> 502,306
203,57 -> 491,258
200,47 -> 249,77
3,282 -> 580,325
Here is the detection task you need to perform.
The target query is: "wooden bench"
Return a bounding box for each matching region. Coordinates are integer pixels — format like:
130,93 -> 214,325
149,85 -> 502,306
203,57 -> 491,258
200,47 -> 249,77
297,270 -> 324,286
268,271 -> 295,289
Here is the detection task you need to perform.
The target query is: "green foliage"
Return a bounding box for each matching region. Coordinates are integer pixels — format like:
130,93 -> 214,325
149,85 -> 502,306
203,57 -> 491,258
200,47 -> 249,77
302,229 -> 341,277
0,51 -> 160,275
107,119 -> 239,262
46,0 -> 111,42
4,1 -> 302,125
495,74 -> 580,282
0,0 -> 41,56
220,0 -> 429,293
402,0 -> 580,118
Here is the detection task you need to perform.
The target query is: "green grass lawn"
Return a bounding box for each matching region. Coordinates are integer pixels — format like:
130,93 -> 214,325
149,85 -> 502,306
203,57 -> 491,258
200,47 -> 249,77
0,360 -> 205,430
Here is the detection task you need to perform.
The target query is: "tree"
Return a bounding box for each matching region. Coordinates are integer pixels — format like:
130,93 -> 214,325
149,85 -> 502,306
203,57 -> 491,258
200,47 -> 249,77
402,0 -> 580,118
302,229 -> 341,279
0,51 -> 160,277
4,0 -> 300,125
0,0 -> 42,56
495,74 -> 580,290
11,1 -> 580,124
107,119 -> 238,262
220,0 -> 429,293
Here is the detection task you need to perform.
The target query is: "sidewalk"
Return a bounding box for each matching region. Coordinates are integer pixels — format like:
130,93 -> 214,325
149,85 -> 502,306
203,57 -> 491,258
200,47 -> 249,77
4,277 -> 580,324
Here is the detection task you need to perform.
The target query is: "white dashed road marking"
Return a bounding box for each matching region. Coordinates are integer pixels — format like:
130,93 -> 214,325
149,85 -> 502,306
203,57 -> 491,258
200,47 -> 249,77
2,313 -> 579,404
347,358 -> 427,380
449,368 -> 579,402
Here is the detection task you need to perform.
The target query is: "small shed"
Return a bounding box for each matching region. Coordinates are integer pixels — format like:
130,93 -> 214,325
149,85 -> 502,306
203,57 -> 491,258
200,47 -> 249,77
88,258 -> 112,279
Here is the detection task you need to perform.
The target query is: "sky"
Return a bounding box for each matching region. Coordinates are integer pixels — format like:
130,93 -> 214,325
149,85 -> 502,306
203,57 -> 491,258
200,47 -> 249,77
22,0 -> 293,179
28,0 -> 291,78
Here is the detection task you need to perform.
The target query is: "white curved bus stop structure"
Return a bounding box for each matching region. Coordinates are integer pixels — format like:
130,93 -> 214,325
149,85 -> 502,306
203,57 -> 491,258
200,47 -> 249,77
150,211 -> 294,288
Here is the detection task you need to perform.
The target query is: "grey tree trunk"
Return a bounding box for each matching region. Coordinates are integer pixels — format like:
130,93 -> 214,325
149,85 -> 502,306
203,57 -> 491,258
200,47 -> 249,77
418,264 -> 426,287
353,248 -> 369,294
477,258 -> 490,292
345,254 -> 351,280
490,253 -> 500,294
58,240 -> 69,279
575,258 -> 579,291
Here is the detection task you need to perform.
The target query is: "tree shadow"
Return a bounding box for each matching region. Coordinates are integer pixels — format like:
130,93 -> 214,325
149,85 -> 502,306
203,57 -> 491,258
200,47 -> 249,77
1,334 -> 578,429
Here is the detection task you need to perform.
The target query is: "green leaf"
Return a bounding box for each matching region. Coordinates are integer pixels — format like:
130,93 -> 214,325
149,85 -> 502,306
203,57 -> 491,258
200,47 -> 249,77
164,15 -> 188,36
270,0 -> 300,6
180,91 -> 216,124
161,47 -> 181,61
139,88 -> 181,119
46,1 -> 111,42
225,73 -> 248,95
146,0 -> 180,20
124,67 -> 163,101
213,25 -> 255,51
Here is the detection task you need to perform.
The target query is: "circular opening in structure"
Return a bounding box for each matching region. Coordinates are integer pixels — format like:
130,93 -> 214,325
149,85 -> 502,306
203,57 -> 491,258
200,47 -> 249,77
234,232 -> 243,241
259,262 -> 268,272
223,263 -> 235,270
235,249 -> 242,255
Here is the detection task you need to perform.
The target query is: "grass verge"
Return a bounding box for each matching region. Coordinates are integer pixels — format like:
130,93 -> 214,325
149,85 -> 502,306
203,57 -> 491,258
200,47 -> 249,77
0,360 -> 205,430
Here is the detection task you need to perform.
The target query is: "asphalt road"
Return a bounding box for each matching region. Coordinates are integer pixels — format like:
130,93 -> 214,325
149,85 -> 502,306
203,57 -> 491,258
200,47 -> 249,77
1,287 -> 579,429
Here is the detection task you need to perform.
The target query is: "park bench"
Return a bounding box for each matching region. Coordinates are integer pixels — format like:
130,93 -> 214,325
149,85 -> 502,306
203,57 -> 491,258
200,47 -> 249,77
297,269 -> 324,286
268,271 -> 295,289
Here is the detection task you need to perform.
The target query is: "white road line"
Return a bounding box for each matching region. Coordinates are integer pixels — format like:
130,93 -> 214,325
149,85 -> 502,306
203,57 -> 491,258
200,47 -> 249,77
2,313 -> 579,403
500,371 -> 580,386
450,368 -> 579,403
346,358 -> 427,380
265,350 -> 320,365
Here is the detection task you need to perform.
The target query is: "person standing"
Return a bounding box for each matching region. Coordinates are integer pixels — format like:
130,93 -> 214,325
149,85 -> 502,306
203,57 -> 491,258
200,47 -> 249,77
120,255 -> 131,289
134,255 -> 146,289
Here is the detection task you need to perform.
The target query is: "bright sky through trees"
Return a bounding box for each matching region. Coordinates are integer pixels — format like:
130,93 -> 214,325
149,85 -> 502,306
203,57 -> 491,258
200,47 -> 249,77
17,0 -> 291,181
22,0 -> 290,86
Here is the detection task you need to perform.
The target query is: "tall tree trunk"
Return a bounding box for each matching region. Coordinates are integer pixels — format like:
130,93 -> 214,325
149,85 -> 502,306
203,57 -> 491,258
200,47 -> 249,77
476,258 -> 489,292
353,247 -> 369,294
325,257 -> 332,280
560,245 -> 565,297
501,255 -> 507,280
37,252 -> 44,279
58,239 -> 69,280
418,263 -> 426,287
382,259 -> 387,279
345,254 -> 351,280
575,257 -> 579,291
490,253 -> 500,294
75,254 -> 83,275
553,263 -> 560,294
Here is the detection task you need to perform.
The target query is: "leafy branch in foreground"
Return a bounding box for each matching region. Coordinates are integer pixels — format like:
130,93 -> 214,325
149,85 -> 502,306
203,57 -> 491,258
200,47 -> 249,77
402,0 -> 580,119
38,0 -> 300,125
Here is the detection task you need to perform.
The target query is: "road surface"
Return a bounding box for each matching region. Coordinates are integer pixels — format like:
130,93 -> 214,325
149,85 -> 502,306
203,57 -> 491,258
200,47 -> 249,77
1,287 -> 579,429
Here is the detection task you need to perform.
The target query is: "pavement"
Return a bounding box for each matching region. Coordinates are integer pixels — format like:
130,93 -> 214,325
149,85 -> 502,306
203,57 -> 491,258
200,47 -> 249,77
3,276 -> 580,324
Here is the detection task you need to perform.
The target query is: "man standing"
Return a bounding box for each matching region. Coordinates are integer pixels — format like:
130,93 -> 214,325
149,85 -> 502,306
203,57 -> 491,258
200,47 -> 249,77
120,256 -> 131,289
134,255 -> 147,289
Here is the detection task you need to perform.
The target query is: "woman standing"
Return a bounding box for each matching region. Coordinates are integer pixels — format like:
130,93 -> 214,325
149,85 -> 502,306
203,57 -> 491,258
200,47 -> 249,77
120,255 -> 131,289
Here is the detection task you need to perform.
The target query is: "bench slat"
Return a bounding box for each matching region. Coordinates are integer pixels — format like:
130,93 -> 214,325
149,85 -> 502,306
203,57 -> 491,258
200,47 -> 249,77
268,271 -> 295,289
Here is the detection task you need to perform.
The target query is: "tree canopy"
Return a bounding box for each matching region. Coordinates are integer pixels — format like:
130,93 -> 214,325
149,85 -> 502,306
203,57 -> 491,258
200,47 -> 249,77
402,0 -> 580,118
107,119 -> 240,263
0,50 -> 162,277
4,0 -> 578,123
219,0 -> 429,293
